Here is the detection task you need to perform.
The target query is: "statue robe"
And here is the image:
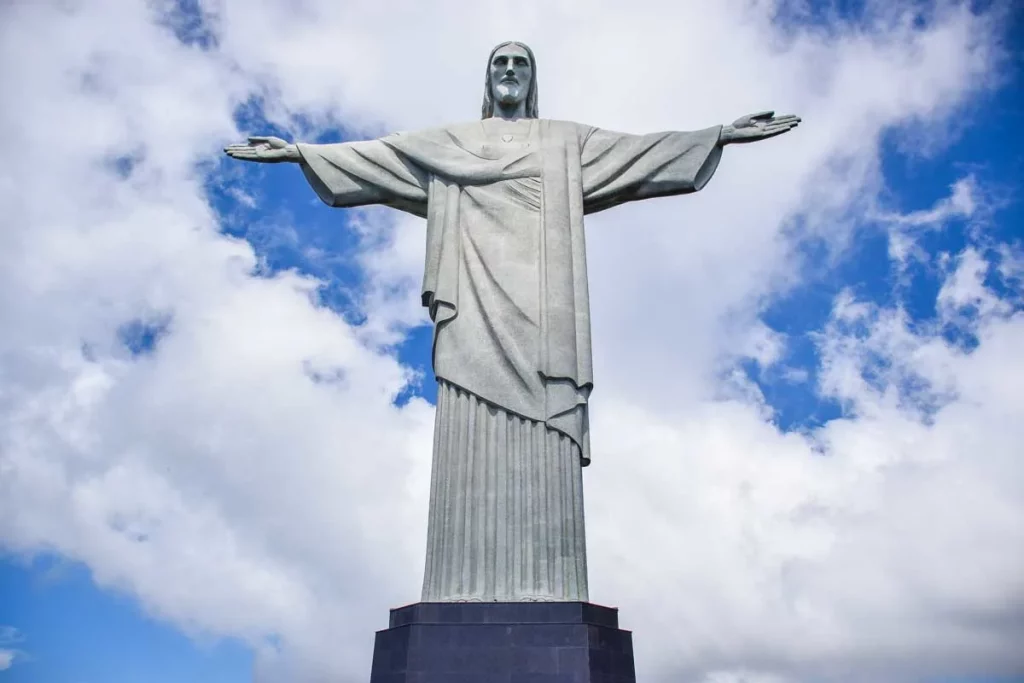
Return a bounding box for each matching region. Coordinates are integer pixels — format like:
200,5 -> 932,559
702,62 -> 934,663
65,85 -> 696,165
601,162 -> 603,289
297,118 -> 722,601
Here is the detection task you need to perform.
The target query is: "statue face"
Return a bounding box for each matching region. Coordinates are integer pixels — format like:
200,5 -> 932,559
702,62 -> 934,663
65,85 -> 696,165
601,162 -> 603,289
489,43 -> 533,109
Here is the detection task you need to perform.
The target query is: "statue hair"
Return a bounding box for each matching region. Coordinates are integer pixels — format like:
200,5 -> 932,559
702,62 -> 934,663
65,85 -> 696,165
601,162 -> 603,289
481,41 -> 539,119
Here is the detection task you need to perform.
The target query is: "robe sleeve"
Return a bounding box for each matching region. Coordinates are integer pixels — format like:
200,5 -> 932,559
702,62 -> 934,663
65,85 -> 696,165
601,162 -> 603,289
579,125 -> 724,215
296,137 -> 430,218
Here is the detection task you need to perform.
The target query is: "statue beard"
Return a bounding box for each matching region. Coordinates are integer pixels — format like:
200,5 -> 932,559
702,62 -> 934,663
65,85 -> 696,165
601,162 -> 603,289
493,82 -> 525,107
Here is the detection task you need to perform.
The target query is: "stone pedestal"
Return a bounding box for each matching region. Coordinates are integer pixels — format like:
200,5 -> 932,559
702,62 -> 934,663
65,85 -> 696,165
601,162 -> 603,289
368,602 -> 636,683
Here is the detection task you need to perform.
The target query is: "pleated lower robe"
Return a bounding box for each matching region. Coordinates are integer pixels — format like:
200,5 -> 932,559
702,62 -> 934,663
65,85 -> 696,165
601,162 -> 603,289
421,381 -> 588,602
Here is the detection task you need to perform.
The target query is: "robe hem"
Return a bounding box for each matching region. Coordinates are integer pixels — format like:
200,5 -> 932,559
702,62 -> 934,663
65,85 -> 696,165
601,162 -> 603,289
434,377 -> 590,466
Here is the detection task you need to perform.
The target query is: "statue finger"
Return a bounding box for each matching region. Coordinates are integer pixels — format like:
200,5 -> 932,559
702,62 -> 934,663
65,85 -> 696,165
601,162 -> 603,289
754,129 -> 787,141
247,136 -> 272,144
750,110 -> 775,120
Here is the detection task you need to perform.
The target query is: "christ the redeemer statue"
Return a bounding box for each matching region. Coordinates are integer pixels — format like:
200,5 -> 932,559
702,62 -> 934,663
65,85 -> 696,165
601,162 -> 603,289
225,41 -> 800,604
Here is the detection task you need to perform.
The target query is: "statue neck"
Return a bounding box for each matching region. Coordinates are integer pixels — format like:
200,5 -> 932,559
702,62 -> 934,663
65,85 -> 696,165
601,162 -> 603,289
490,99 -> 528,120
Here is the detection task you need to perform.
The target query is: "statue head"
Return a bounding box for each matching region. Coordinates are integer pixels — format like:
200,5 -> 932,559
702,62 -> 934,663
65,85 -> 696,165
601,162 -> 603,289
481,41 -> 538,119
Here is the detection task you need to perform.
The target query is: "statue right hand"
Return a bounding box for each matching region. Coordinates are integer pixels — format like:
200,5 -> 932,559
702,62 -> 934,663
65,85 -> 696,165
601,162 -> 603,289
224,136 -> 300,163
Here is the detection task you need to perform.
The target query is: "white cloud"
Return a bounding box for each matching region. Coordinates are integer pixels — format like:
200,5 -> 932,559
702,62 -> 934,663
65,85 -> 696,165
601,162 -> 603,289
739,321 -> 788,370
887,176 -> 978,228
0,626 -> 23,671
938,246 -> 1008,320
590,265 -> 1024,680
881,176 -> 980,266
700,672 -> 794,683
996,243 -> 1024,284
0,1 -> 1019,682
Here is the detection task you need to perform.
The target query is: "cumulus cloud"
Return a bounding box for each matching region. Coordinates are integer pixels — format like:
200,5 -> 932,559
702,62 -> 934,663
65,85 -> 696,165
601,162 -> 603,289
0,0 -> 1019,682
883,176 -> 980,266
888,176 -> 978,228
0,626 -> 24,671
937,246 -> 1012,321
590,259 -> 1024,681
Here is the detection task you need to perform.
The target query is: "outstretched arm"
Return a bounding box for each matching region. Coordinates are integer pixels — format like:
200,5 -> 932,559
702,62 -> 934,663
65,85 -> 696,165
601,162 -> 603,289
580,125 -> 724,214
224,134 -> 429,217
579,110 -> 800,214
718,111 -> 801,145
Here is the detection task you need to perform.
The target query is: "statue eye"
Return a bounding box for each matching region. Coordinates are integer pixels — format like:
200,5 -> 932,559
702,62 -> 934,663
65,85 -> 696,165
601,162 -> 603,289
514,57 -> 528,66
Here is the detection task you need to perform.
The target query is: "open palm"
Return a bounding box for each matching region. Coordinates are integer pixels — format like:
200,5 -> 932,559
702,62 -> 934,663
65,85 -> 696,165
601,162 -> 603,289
720,111 -> 801,144
223,136 -> 299,163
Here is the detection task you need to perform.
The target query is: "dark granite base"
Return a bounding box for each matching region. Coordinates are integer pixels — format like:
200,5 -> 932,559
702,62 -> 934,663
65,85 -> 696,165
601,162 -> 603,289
369,602 -> 636,683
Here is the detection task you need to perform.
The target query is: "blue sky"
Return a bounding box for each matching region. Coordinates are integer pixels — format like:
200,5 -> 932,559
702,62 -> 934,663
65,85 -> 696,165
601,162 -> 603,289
0,556 -> 251,683
1,1 -> 1022,682
753,55 -> 1024,431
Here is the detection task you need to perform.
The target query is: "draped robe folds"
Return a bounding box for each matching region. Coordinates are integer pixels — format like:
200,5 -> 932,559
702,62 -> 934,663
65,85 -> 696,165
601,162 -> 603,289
296,119 -> 722,601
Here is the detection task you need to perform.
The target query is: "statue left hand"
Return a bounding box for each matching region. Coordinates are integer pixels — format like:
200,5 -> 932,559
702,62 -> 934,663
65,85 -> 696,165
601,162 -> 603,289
720,111 -> 801,145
